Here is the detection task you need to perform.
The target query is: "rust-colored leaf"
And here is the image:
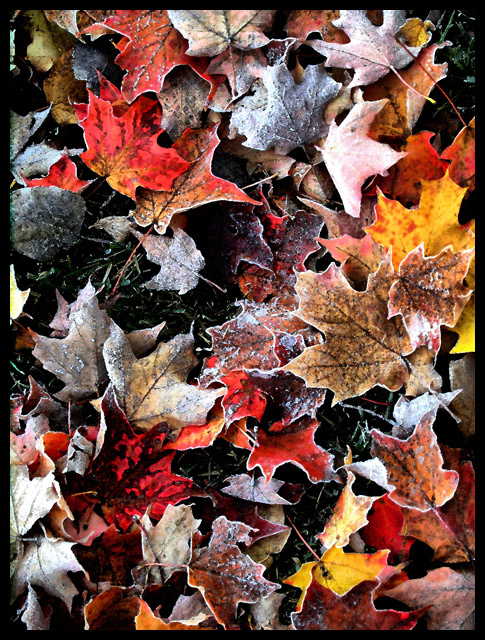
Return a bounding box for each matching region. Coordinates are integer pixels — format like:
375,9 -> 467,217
388,243 -> 474,353
188,516 -> 278,630
370,411 -> 459,512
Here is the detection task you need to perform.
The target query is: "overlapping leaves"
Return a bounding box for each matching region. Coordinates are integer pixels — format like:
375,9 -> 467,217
10,9 -> 474,632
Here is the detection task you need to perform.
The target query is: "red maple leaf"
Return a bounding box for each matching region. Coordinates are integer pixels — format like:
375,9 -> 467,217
69,386 -> 205,532
79,91 -> 189,199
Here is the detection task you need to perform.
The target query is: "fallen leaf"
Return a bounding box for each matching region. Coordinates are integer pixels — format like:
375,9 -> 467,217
370,411 -> 459,511
285,10 -> 348,43
308,10 -> 422,88
11,186 -> 86,261
283,253 -> 413,404
134,124 -> 259,234
382,566 -> 475,630
221,473 -> 303,505
31,281 -> 112,401
316,469 -> 378,550
292,577 -> 428,630
363,42 -> 449,139
103,321 -> 223,432
84,587 -> 141,631
400,446 -> 474,563
135,598 -> 213,630
230,63 -> 341,155
441,117 -> 475,190
285,546 -> 389,601
24,153 -> 94,192
187,515 -> 279,630
167,10 -> 276,57
139,505 -> 200,582
359,494 -> 415,564
246,417 -> 340,484
388,243 -> 474,353
132,227 -> 205,294
79,91 -> 190,200
367,171 -> 473,271
11,535 -> 87,611
101,10 -> 193,102
10,264 -> 30,322
317,100 -> 407,217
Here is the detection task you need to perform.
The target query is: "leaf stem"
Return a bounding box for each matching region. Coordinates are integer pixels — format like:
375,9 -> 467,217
286,514 -> 321,561
110,224 -> 154,297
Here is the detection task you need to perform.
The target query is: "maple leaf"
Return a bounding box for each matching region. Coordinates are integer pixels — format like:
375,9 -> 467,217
400,446 -> 475,563
360,494 -> 415,564
230,63 -> 341,156
131,227 -> 205,294
75,385 -> 205,532
283,254 -> 413,404
10,463 -> 60,538
84,587 -> 143,631
388,243 -> 474,353
103,321 -> 223,433
134,124 -> 259,234
285,10 -> 348,43
100,10 -> 193,102
79,91 -> 190,200
317,100 -> 407,217
246,417 -> 340,484
373,131 -> 448,205
187,515 -> 279,630
11,535 -> 87,611
383,566 -> 475,631
285,546 -> 389,602
367,170 -> 474,271
139,505 -> 200,582
239,207 -> 325,306
221,473 -> 304,506
221,369 -> 326,429
441,117 -> 475,190
363,41 -> 449,140
167,10 -> 277,57
370,411 -> 459,512
308,10 -> 423,88
316,467 -> 378,550
23,153 -> 94,192
31,281 -> 112,401
292,577 -> 428,631
135,599 -> 213,631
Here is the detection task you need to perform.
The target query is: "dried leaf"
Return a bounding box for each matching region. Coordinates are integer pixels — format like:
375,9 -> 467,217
167,10 -> 276,57
370,411 -> 459,511
230,63 -> 341,155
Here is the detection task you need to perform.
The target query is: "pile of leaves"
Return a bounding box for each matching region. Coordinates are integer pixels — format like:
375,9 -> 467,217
10,10 -> 475,631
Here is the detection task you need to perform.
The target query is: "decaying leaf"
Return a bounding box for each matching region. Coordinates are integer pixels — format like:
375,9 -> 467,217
230,63 -> 341,155
11,186 -> 86,261
167,10 -> 277,57
132,227 -> 205,294
283,253 -> 413,404
103,321 -> 223,432
187,516 -> 279,630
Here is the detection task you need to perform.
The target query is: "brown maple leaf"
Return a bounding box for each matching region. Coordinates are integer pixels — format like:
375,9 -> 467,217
283,253 -> 413,404
388,244 -> 474,354
103,322 -> 223,433
187,516 -> 278,630
167,10 -> 277,57
370,411 -> 459,511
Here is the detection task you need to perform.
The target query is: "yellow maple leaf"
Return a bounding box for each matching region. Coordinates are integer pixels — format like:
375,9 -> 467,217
284,546 -> 389,608
367,170 -> 474,271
